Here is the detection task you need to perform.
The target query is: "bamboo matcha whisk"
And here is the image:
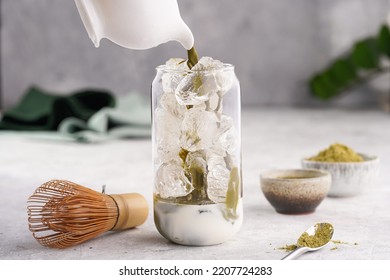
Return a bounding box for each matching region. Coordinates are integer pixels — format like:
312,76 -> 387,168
27,179 -> 148,248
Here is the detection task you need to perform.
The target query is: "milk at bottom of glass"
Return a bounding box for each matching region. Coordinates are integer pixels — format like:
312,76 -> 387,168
154,197 -> 243,246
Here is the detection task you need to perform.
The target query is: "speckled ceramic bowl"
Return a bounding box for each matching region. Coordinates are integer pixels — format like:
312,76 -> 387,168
302,154 -> 379,197
260,169 -> 331,214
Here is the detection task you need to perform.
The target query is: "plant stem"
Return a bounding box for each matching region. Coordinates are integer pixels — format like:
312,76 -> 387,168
336,67 -> 390,97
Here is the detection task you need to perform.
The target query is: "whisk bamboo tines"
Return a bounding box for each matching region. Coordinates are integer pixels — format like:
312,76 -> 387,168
27,179 -> 148,249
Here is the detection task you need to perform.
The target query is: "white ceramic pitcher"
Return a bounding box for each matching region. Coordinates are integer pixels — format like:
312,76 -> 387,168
74,0 -> 194,50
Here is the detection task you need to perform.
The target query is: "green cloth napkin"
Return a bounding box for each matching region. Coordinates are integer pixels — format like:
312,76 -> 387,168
58,93 -> 151,143
0,86 -> 115,131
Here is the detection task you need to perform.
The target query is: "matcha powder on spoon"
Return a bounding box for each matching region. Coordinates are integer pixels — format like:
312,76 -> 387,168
297,223 -> 334,248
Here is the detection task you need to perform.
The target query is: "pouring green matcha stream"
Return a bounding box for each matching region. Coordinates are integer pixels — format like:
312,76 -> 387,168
282,223 -> 334,260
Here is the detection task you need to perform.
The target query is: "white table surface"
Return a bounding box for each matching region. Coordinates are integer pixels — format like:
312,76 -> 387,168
0,108 -> 389,260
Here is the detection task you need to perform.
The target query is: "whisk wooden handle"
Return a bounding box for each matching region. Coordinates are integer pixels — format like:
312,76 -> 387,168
110,193 -> 149,230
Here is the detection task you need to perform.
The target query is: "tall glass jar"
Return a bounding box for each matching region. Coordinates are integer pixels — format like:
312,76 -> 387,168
151,58 -> 242,246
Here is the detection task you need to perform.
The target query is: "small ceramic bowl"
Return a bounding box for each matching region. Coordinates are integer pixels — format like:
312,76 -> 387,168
260,169 -> 331,214
302,154 -> 379,197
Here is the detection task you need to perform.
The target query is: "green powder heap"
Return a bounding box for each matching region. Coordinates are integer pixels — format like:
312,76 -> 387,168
278,223 -> 334,252
297,223 -> 334,248
308,143 -> 363,163
278,244 -> 298,252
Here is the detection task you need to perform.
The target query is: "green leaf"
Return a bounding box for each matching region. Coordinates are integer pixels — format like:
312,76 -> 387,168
310,73 -> 339,99
309,24 -> 390,101
310,75 -> 329,99
322,69 -> 343,90
329,59 -> 357,84
351,39 -> 380,69
378,25 -> 390,57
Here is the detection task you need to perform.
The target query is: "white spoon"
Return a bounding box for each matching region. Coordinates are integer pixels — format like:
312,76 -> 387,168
282,223 -> 334,260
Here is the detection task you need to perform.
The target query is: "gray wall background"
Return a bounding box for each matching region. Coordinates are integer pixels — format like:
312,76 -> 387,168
1,0 -> 389,110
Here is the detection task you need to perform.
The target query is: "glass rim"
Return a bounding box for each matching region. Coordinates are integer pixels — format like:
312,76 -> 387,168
156,63 -> 235,73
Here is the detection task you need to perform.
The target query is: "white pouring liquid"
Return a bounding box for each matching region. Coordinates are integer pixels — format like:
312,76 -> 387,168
74,0 -> 194,50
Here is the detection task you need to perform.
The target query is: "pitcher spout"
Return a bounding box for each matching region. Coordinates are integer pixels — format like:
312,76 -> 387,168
74,0 -> 103,47
173,22 -> 194,50
74,0 -> 194,50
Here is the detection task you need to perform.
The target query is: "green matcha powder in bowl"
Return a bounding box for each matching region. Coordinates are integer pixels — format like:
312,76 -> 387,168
302,143 -> 380,197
